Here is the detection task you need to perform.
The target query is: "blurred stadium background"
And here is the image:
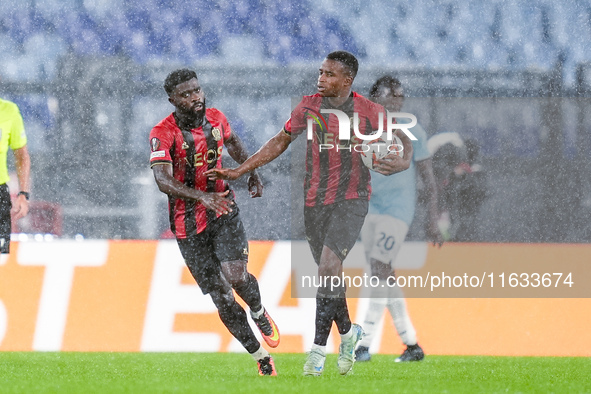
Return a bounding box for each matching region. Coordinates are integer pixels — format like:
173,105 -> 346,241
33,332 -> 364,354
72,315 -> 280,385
1,0 -> 591,242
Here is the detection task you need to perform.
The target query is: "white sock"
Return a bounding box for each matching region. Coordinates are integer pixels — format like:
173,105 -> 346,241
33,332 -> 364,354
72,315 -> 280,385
359,280 -> 389,348
387,285 -> 417,346
250,344 -> 270,361
311,344 -> 326,355
340,327 -> 354,342
250,306 -> 265,319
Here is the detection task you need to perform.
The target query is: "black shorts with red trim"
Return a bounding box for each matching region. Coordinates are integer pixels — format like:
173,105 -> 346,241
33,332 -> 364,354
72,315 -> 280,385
304,198 -> 368,265
176,208 -> 249,294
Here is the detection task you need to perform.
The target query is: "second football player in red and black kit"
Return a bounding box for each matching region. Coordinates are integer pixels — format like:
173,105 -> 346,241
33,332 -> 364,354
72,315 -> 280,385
206,51 -> 414,376
150,69 -> 279,376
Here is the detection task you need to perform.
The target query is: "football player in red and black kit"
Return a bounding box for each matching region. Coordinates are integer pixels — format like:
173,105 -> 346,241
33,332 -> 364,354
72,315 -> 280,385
150,69 -> 279,376
206,52 -> 413,376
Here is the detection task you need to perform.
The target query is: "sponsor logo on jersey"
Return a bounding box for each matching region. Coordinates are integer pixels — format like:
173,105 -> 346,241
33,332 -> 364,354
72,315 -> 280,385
182,141 -> 189,150
185,146 -> 223,167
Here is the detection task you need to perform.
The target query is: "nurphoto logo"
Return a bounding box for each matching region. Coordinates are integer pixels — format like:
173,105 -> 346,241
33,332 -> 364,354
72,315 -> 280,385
304,108 -> 418,152
305,108 -> 418,141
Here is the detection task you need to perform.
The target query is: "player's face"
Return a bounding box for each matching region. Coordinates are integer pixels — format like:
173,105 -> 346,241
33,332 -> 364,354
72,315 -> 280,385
317,59 -> 353,97
169,78 -> 205,117
375,85 -> 405,112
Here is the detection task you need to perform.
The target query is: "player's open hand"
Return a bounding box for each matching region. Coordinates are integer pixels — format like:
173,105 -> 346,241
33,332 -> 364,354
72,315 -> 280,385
373,130 -> 413,175
12,194 -> 30,220
204,168 -> 241,181
199,190 -> 234,215
247,171 -> 263,198
373,155 -> 410,175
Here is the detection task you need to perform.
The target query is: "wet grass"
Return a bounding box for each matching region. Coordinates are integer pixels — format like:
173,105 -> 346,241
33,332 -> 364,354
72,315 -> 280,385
0,352 -> 588,393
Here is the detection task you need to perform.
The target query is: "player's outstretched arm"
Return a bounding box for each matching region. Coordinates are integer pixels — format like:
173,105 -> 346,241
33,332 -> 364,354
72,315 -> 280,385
152,164 -> 233,215
205,130 -> 291,181
224,131 -> 263,198
417,158 -> 444,247
373,130 -> 414,176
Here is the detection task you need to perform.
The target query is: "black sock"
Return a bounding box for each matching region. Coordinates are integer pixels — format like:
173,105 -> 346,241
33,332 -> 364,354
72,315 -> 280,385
233,273 -> 262,313
333,295 -> 352,335
217,298 -> 260,353
313,290 -> 340,346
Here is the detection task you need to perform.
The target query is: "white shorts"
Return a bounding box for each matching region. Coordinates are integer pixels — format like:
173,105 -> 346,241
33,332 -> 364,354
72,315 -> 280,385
360,214 -> 409,267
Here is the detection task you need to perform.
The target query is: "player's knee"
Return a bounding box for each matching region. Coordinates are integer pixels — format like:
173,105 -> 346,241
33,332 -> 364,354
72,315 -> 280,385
221,260 -> 248,288
370,258 -> 392,279
318,259 -> 341,278
225,271 -> 248,288
371,268 -> 392,280
318,246 -> 343,276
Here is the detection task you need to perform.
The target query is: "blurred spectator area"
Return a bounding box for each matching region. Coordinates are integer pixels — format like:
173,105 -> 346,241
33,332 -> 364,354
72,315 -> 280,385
3,58 -> 591,241
0,0 -> 358,79
1,94 -> 57,153
1,1 -> 591,81
2,0 -> 591,241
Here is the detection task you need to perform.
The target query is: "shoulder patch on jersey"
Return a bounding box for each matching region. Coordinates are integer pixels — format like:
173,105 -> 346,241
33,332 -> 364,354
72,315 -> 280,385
150,150 -> 166,159
150,137 -> 161,151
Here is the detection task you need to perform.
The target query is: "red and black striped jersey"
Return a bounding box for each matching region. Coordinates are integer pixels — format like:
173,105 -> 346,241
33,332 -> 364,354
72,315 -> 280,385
284,92 -> 387,207
149,108 -> 232,238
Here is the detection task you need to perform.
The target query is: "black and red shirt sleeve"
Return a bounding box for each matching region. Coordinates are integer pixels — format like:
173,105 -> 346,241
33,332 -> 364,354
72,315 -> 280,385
149,115 -> 175,167
283,94 -> 323,137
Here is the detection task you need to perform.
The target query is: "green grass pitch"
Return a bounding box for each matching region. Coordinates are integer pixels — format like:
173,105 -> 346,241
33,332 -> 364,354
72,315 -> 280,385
0,352 -> 588,393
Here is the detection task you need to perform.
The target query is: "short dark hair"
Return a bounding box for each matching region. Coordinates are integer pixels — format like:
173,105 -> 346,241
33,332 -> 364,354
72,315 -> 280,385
164,69 -> 197,96
369,75 -> 402,98
326,50 -> 358,79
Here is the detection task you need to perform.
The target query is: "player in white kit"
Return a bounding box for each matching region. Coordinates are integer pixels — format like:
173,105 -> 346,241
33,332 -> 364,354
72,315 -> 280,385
356,76 -> 443,362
